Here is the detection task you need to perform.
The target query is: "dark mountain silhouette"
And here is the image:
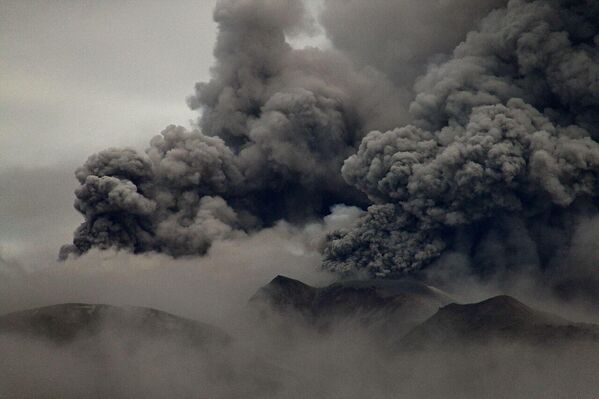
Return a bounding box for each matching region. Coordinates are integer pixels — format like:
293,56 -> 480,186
0,303 -> 230,347
399,295 -> 599,350
249,275 -> 453,333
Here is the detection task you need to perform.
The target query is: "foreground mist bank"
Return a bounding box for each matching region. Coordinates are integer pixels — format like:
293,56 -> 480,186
2,275 -> 599,399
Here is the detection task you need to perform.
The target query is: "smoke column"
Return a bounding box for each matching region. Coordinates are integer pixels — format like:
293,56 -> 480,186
62,0 -> 599,290
59,0 -> 404,259
324,0 -> 599,279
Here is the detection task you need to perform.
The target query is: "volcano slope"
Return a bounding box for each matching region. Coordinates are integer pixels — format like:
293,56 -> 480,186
0,303 -> 230,346
399,295 -> 599,350
249,275 -> 453,336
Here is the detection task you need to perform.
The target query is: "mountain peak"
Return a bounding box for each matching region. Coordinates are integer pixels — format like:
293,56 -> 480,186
399,295 -> 599,350
250,276 -> 453,334
269,275 -> 312,288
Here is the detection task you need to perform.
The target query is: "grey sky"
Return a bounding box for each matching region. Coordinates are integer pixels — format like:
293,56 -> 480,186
1,0 -> 217,168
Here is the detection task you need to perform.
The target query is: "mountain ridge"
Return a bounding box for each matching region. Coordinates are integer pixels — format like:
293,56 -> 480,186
0,302 -> 230,346
249,275 -> 454,335
399,294 -> 599,350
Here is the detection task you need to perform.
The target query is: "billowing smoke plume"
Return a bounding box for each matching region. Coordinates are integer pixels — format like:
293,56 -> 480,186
62,0 -> 599,288
324,0 -> 599,278
60,0 -> 405,259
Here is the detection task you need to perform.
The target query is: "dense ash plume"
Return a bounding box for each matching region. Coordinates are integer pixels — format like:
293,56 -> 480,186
324,0 -> 599,278
319,0 -> 507,87
62,0 -> 599,289
60,0 -> 404,259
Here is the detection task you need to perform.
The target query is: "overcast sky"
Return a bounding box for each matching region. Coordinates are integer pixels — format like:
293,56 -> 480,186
0,0 -> 218,268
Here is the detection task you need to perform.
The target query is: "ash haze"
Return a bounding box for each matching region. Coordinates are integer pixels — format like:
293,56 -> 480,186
1,0 -> 599,398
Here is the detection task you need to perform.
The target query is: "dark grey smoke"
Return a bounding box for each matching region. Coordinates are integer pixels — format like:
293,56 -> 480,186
319,0 -> 507,87
60,0 -> 405,259
62,0 -> 599,291
324,0 -> 599,279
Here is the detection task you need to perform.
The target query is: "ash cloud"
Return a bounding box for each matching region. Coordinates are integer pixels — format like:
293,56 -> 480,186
60,0 -> 599,296
319,0 -> 507,87
60,0 -> 404,259
324,0 -> 599,280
